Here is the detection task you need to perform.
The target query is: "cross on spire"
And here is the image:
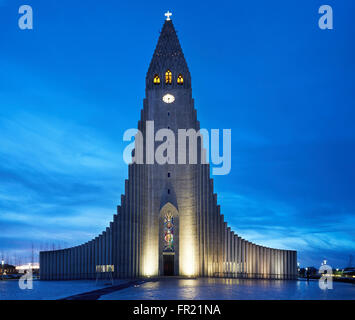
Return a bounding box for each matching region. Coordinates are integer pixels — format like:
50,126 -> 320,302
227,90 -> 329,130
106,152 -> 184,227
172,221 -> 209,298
165,11 -> 172,21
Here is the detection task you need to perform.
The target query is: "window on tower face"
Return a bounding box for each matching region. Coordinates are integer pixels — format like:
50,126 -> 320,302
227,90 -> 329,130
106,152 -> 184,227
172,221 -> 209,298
177,74 -> 184,85
153,74 -> 160,84
165,70 -> 172,84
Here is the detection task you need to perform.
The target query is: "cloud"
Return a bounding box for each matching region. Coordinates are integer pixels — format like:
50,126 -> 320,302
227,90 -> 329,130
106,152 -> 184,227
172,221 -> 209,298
0,112 -> 126,257
219,190 -> 355,268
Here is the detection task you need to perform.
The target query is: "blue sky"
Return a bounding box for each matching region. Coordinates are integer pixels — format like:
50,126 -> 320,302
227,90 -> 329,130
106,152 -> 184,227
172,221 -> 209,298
0,0 -> 354,268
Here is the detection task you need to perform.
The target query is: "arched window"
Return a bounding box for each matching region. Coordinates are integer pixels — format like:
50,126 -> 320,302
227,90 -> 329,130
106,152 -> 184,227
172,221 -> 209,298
165,70 -> 172,84
177,74 -> 184,85
153,74 -> 160,84
163,212 -> 174,251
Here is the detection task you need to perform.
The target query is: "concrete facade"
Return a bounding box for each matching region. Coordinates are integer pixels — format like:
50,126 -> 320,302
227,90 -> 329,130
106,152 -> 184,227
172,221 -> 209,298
40,18 -> 297,280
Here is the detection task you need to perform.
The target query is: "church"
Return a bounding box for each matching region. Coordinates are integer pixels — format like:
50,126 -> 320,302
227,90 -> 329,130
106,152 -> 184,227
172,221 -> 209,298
40,14 -> 297,280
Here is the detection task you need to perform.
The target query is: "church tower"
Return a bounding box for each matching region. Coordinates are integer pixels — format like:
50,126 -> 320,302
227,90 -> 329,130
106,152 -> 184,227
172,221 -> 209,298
40,14 -> 297,281
140,17 -> 199,276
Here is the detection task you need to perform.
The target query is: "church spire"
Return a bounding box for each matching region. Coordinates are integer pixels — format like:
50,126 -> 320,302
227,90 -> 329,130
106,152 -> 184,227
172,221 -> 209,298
146,16 -> 191,90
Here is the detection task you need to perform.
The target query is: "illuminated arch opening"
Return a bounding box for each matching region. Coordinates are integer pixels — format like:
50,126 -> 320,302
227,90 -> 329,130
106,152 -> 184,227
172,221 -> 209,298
153,74 -> 160,84
165,70 -> 172,84
177,74 -> 183,85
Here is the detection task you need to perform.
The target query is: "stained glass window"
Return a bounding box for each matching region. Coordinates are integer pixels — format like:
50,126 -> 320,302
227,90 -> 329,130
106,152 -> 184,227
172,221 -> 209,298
164,212 -> 174,251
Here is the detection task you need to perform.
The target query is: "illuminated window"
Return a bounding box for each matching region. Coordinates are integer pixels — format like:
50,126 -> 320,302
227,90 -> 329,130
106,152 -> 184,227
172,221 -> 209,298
177,74 -> 184,85
164,212 -> 174,251
153,74 -> 160,84
165,70 -> 172,84
96,265 -> 114,273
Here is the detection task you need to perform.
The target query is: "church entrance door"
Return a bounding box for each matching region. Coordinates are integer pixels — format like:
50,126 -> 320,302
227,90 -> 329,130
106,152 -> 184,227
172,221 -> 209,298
163,254 -> 174,276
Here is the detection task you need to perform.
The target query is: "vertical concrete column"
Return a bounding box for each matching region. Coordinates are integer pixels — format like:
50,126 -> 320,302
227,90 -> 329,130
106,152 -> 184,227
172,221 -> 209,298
293,251 -> 297,279
70,247 -> 74,280
246,241 -> 250,276
93,240 -> 96,279
80,245 -> 83,279
278,249 -> 281,279
69,247 -> 74,280
55,251 -> 58,280
41,252 -> 45,280
64,249 -> 68,280
67,249 -> 70,280
273,249 -> 276,279
265,248 -> 268,278
53,251 -> 57,280
263,247 -> 266,278
108,227 -> 112,269
241,239 -> 247,277
58,250 -> 62,280
73,247 -> 76,279
72,247 -> 76,280
245,241 -> 249,277
106,229 -> 109,268
87,242 -> 90,279
103,232 -> 107,268
231,232 -> 235,274
286,250 -> 290,279
252,245 -> 256,278
234,235 -> 239,276
275,249 -> 279,279
61,250 -> 64,280
275,249 -> 278,279
78,246 -> 82,279
242,239 -> 245,275
228,230 -> 231,274
51,251 -> 54,280
76,246 -> 79,279
91,241 -> 94,279
88,241 -> 91,279
238,237 -> 242,274
60,250 -> 63,280
291,250 -> 294,279
76,247 -> 80,279
83,244 -> 87,279
234,235 -> 237,275
98,237 -> 102,275
52,251 -> 55,280
48,252 -> 51,280
50,251 -> 54,280
40,252 -> 44,280
268,248 -> 271,278
257,245 -> 260,278
95,237 -> 99,277
282,250 -> 286,279
289,250 -> 293,279
84,244 -> 87,279
55,251 -> 59,280
87,242 -> 91,279
77,246 -> 81,279
44,252 -> 48,280
62,250 -> 66,280
259,246 -> 265,278
262,247 -> 265,278
243,241 -> 246,276
43,252 -> 47,280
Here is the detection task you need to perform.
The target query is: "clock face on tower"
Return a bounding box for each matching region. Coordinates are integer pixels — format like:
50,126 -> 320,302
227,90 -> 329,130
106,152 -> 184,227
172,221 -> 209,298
162,93 -> 175,104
